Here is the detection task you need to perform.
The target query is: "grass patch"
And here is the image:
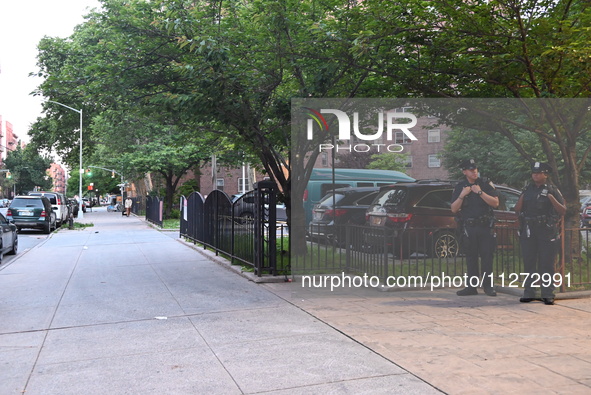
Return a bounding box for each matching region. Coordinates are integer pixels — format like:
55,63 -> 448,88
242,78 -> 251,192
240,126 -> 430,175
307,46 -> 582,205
162,219 -> 180,229
73,222 -> 94,229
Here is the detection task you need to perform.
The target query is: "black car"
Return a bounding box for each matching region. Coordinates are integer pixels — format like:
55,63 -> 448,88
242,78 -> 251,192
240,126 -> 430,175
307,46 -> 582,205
365,182 -> 520,258
308,186 -> 380,245
7,196 -> 57,234
233,191 -> 287,222
0,212 -> 18,263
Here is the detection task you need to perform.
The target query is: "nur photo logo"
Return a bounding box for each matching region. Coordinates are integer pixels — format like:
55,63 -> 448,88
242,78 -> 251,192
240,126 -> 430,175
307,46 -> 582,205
303,107 -> 419,153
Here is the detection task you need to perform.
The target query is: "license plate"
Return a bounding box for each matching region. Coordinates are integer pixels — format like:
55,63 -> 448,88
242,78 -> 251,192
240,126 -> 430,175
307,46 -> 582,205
19,211 -> 34,216
370,216 -> 385,226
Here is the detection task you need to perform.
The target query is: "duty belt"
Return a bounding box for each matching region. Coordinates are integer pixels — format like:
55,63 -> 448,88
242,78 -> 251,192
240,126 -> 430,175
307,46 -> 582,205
525,215 -> 549,225
464,216 -> 491,226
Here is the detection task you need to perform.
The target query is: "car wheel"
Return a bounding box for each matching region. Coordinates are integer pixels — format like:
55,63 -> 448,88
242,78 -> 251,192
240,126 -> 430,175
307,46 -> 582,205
432,231 -> 460,258
7,235 -> 17,255
44,221 -> 51,234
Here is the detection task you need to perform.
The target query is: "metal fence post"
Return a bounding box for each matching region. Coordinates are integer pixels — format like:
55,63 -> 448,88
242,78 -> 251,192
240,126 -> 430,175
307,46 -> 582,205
254,180 -> 277,276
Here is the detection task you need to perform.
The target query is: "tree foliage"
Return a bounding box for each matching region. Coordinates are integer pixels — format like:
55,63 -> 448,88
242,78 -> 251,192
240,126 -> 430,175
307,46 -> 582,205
3,146 -> 53,196
28,0 -> 591,231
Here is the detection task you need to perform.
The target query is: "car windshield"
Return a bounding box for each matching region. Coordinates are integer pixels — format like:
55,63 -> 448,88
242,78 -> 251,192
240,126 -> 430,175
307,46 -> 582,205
317,193 -> 346,207
11,198 -> 44,208
374,189 -> 407,207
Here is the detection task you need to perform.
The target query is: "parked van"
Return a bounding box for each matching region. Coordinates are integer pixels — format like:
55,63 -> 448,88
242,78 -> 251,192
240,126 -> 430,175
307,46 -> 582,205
28,191 -> 68,226
302,168 -> 415,224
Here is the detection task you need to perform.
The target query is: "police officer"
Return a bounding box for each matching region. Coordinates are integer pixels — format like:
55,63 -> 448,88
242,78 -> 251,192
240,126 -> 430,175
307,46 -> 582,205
514,162 -> 566,305
451,159 -> 500,296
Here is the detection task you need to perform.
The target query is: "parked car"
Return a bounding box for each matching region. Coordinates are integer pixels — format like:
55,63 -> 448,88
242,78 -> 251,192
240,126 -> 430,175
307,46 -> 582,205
302,168 -> 415,225
7,195 -> 57,234
0,212 -> 18,262
581,205 -> 591,228
233,191 -> 287,222
27,191 -> 68,226
364,182 -> 521,258
308,186 -> 380,245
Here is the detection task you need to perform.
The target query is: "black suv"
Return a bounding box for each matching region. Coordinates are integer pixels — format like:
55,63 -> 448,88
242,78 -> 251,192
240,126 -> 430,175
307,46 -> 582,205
365,182 -> 520,258
7,195 -> 57,234
308,186 -> 380,245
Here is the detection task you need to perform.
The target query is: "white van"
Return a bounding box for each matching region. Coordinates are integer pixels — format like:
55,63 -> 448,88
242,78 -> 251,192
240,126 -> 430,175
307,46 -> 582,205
28,191 -> 69,226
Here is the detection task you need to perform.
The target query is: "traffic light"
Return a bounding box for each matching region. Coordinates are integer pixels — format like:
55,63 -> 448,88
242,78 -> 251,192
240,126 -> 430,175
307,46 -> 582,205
85,169 -> 92,176
111,171 -> 115,178
6,171 -> 11,179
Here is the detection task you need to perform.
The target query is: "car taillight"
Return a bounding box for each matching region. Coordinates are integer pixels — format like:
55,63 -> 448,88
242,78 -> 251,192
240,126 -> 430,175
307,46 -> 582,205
325,209 -> 347,218
40,210 -> 47,218
6,209 -> 13,220
386,213 -> 413,223
303,189 -> 308,202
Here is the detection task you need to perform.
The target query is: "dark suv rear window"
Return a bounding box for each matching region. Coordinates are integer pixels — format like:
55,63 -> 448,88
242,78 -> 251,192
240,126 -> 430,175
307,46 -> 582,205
11,198 -> 44,208
416,190 -> 453,209
317,193 -> 346,207
29,193 -> 57,204
373,189 -> 407,207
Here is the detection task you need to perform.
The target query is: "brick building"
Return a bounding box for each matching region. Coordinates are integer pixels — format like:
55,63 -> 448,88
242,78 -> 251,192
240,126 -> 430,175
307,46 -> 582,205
47,163 -> 67,194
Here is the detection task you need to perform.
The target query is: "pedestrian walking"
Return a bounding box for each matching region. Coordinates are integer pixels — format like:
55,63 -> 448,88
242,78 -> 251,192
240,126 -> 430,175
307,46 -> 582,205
451,159 -> 500,296
514,162 -> 566,305
124,197 -> 133,217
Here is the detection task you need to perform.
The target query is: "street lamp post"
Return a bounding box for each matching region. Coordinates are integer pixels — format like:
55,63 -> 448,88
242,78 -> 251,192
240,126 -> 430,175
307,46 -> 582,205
48,101 -> 84,219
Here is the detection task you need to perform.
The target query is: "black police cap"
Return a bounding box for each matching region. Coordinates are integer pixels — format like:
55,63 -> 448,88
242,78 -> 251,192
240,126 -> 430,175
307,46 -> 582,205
531,162 -> 551,173
459,159 -> 477,170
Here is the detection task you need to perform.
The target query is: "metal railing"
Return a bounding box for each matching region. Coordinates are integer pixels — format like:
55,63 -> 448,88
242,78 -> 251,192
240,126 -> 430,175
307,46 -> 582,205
180,181 -> 288,277
296,224 -> 591,292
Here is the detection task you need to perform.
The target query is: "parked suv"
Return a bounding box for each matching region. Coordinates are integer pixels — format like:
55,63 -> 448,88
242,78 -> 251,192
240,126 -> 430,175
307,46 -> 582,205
365,182 -> 521,258
28,191 -> 68,226
7,195 -> 57,234
309,186 -> 380,245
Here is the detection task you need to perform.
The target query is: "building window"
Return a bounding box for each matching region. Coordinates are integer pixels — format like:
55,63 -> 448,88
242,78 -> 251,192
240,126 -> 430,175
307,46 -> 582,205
428,155 -> 441,168
238,178 -> 250,193
405,156 -> 413,168
394,131 -> 412,145
428,129 -> 440,143
216,178 -> 225,191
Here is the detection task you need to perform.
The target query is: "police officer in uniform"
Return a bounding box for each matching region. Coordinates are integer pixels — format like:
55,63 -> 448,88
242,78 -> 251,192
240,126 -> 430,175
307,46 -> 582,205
514,162 -> 566,305
451,159 -> 500,296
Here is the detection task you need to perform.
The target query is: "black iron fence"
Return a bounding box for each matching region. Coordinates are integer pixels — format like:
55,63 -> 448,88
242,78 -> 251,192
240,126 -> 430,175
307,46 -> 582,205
296,224 -> 591,293
180,181 -> 288,277
145,196 -> 163,227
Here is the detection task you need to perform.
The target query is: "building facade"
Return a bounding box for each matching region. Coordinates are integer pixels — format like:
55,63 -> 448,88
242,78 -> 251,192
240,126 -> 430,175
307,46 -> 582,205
47,163 -> 67,194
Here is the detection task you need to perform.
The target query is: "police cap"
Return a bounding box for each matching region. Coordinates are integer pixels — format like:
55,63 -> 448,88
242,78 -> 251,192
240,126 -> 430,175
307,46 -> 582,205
459,159 -> 478,170
531,162 -> 551,173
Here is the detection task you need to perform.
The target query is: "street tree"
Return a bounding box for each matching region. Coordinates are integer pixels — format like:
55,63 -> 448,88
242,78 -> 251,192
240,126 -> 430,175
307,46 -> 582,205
3,146 -> 53,196
345,0 -> 591,228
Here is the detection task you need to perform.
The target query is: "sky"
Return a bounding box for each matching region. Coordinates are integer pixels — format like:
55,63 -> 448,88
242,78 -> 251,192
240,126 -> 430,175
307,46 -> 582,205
0,0 -> 102,144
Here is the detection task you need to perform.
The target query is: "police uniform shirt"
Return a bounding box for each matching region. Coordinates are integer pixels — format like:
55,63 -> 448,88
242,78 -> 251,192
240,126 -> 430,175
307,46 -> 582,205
452,178 -> 498,220
521,183 -> 564,218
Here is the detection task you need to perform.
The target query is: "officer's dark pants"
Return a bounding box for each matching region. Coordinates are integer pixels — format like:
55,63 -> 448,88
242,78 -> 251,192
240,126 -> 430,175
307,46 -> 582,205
464,225 -> 495,290
520,227 -> 557,298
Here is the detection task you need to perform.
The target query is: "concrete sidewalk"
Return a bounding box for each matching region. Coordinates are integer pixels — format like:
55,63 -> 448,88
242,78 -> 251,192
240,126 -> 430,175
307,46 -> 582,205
263,284 -> 591,394
0,208 -> 437,394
